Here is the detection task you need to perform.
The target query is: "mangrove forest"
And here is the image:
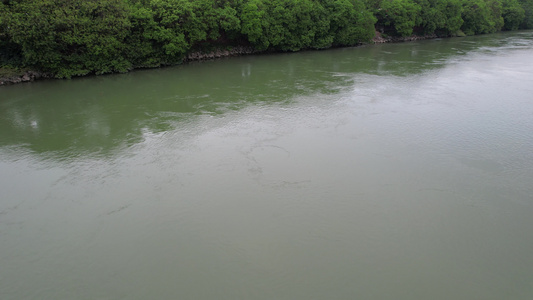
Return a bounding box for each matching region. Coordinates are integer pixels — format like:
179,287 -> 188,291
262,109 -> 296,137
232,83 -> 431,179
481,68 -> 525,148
1,0 -> 532,78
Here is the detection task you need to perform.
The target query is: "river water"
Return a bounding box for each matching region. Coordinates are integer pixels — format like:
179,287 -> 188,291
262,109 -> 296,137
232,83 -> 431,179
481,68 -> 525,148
1,31 -> 533,299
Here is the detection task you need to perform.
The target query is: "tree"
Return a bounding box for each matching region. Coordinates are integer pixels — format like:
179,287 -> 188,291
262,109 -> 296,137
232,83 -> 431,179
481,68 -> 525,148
461,0 -> 502,35
414,0 -> 463,35
502,0 -> 525,30
1,0 -> 529,78
239,0 -> 267,49
441,0 -> 464,34
4,0 -> 132,77
518,0 -> 533,28
377,0 -> 421,36
125,0 -> 241,67
325,0 -> 376,46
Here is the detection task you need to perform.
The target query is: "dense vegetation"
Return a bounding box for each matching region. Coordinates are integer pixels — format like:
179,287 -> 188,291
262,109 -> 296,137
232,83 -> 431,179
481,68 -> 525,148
1,0 -> 532,78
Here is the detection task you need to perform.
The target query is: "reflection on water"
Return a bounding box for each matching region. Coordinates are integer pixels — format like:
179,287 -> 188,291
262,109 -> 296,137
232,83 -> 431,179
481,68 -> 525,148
1,31 -> 533,300
2,32 -> 527,158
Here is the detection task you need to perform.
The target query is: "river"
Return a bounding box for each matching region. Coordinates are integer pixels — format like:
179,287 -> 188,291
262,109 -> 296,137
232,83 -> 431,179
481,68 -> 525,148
1,31 -> 533,299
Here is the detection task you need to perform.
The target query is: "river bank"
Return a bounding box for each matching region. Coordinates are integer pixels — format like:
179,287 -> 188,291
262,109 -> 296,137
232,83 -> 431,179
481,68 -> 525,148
0,68 -> 52,86
0,32 -> 448,86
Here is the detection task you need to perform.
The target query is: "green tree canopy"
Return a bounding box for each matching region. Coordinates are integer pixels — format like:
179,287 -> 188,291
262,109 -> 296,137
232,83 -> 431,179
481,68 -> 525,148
461,0 -> 502,35
1,0 -> 530,78
377,0 -> 421,36
502,0 -> 525,30
4,0 -> 131,77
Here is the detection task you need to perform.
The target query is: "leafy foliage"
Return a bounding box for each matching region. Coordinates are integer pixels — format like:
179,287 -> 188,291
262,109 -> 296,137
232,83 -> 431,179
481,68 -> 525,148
239,0 -> 375,51
326,0 -> 376,45
461,0 -> 504,35
3,0 -> 132,78
502,0 -> 525,30
0,0 -> 530,78
518,0 -> 533,28
377,0 -> 421,36
414,0 -> 463,35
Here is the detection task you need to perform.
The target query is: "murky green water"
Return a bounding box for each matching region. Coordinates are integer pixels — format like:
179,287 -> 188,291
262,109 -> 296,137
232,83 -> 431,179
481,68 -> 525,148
1,31 -> 533,300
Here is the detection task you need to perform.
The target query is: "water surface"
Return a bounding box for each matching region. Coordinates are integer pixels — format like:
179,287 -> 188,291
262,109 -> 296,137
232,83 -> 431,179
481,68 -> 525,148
1,31 -> 533,299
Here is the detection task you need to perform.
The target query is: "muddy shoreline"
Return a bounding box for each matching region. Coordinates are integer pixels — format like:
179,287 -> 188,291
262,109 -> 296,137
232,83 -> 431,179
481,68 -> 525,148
0,70 -> 52,86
